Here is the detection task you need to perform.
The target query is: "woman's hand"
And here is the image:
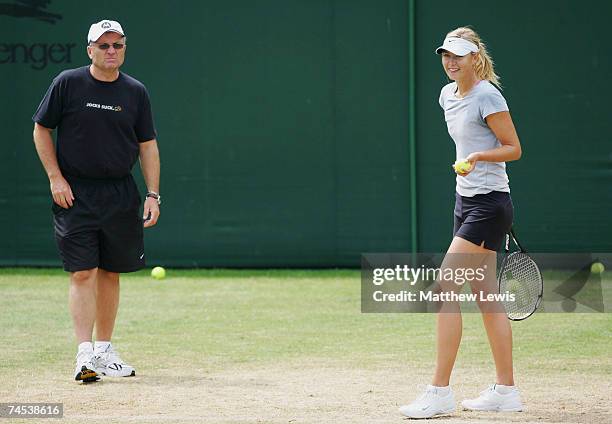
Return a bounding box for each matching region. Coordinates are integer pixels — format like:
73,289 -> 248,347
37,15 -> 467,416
455,152 -> 480,177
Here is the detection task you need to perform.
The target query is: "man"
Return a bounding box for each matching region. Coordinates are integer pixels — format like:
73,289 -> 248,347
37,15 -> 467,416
32,19 -> 161,382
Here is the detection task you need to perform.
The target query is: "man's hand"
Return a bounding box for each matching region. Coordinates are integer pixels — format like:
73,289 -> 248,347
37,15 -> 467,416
33,123 -> 73,208
50,175 -> 74,208
143,197 -> 160,228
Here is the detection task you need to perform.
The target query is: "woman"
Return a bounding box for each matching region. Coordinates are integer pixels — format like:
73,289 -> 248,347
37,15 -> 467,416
399,27 -> 523,419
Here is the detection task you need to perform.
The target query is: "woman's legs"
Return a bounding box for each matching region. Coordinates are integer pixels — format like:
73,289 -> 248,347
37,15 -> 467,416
432,236 -> 505,386
480,311 -> 514,385
401,235 -> 515,418
432,306 -> 462,386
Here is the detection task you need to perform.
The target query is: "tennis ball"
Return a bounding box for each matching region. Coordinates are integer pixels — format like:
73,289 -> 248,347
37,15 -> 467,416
591,262 -> 605,274
506,279 -> 521,294
453,159 -> 472,174
151,266 -> 166,279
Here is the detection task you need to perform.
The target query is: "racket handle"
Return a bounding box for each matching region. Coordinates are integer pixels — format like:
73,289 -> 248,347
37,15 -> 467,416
510,228 -> 526,253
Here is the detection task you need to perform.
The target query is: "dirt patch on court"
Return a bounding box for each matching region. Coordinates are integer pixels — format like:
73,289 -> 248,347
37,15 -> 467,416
3,362 -> 610,423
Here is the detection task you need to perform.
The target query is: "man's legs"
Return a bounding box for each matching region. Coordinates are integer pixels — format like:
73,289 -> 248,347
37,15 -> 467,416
69,268 -> 98,343
69,268 -> 99,381
70,268 -> 123,345
95,269 -> 120,341
91,177 -> 142,378
92,268 -> 135,377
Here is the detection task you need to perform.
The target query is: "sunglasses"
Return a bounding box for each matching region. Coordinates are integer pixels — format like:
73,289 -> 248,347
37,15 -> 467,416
92,42 -> 126,50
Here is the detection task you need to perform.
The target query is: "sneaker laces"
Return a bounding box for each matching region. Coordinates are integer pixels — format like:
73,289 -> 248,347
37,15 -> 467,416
94,345 -> 124,365
76,350 -> 93,365
479,384 -> 498,399
416,386 -> 440,403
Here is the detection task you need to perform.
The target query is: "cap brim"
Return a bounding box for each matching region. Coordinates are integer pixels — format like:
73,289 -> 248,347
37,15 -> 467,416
89,29 -> 125,43
105,29 -> 124,36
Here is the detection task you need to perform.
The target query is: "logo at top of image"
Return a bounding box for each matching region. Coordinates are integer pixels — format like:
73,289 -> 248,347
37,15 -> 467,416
101,21 -> 111,29
0,0 -> 62,24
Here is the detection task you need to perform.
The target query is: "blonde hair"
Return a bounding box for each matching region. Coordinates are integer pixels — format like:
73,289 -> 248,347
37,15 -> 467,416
447,27 -> 501,87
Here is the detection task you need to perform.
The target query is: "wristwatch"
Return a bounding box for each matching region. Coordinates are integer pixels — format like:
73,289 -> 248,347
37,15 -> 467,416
145,191 -> 161,205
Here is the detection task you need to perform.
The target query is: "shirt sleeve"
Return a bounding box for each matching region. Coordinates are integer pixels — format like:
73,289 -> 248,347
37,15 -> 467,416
438,86 -> 446,109
135,87 -> 157,142
479,88 -> 509,120
32,75 -> 65,129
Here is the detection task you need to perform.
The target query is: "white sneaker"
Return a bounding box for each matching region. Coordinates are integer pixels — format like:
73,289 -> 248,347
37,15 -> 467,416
93,344 -> 136,377
74,350 -> 99,382
399,385 -> 455,419
461,384 -> 523,412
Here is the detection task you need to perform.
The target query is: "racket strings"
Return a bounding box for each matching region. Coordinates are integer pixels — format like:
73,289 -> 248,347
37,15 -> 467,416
500,252 -> 542,319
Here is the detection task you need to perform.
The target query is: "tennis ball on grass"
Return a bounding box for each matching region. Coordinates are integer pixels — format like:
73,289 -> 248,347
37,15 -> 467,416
151,266 -> 166,279
453,159 -> 472,174
591,262 -> 605,274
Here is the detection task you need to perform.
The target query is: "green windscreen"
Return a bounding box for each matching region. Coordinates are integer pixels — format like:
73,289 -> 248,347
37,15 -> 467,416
0,0 -> 609,268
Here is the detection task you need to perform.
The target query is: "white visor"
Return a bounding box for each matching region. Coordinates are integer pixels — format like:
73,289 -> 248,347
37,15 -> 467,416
435,37 -> 479,56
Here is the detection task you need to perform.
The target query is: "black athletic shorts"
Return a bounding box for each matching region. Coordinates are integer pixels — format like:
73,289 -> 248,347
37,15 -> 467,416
52,174 -> 145,273
453,191 -> 513,251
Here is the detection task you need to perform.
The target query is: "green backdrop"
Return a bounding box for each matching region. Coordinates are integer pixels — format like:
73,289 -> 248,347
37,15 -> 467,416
0,1 -> 609,267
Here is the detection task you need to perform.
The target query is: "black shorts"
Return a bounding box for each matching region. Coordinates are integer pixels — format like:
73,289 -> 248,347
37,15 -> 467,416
453,191 -> 513,251
52,175 -> 145,273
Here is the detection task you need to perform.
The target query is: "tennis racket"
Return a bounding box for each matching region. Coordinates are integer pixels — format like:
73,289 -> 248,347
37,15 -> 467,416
498,228 -> 543,321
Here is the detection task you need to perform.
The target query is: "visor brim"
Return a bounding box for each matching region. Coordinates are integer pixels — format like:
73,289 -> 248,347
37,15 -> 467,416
435,46 -> 474,56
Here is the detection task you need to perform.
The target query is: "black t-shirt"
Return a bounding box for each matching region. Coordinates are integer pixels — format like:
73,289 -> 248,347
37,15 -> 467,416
33,66 -> 157,179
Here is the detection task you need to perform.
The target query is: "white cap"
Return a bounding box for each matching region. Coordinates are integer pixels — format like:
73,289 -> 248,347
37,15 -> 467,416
87,20 -> 125,43
435,37 -> 479,56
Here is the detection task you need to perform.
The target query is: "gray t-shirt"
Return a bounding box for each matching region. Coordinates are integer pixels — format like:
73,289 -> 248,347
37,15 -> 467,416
439,80 -> 510,197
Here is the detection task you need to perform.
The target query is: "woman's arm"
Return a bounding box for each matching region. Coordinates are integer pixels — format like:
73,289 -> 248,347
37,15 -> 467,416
469,111 -> 522,163
458,111 -> 522,176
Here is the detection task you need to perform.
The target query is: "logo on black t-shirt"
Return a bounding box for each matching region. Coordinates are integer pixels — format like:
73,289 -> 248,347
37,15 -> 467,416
86,102 -> 123,112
